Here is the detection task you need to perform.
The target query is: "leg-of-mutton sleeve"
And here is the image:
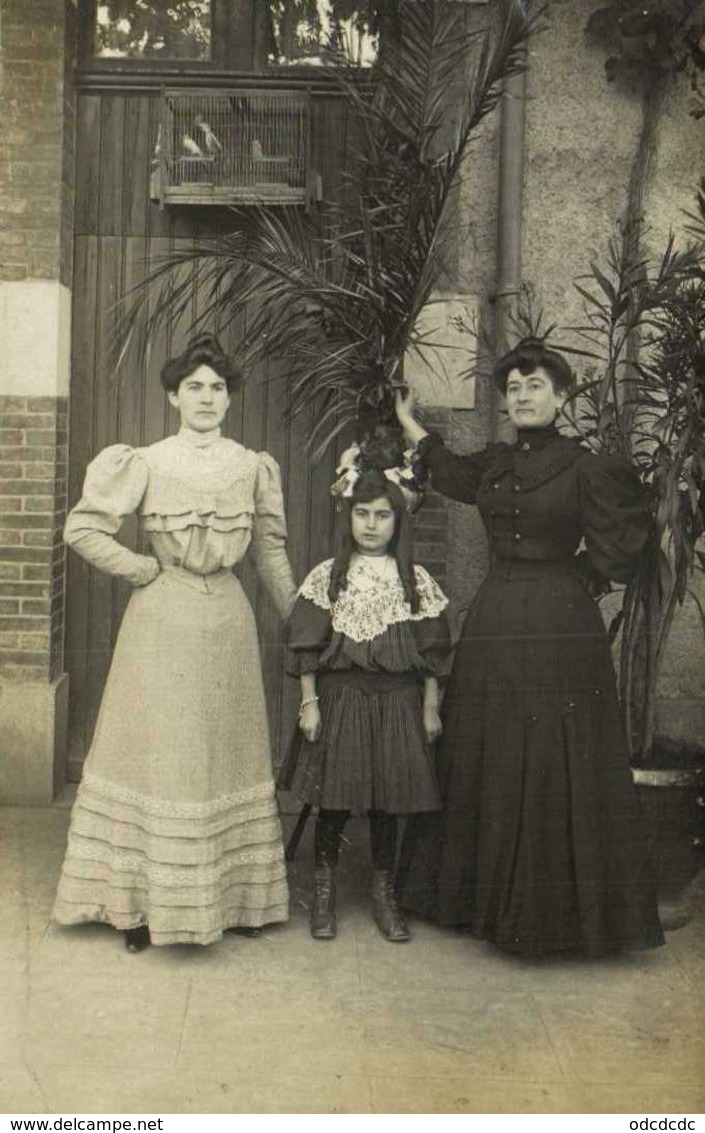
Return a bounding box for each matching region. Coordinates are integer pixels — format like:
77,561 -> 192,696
64,445 -> 159,587
285,590 -> 333,676
251,452 -> 298,620
416,433 -> 498,505
577,452 -> 652,584
409,609 -> 453,679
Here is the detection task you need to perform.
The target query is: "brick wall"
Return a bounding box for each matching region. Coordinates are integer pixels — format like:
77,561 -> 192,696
0,0 -> 76,284
0,396 -> 68,682
414,491 -> 450,588
411,409 -> 452,589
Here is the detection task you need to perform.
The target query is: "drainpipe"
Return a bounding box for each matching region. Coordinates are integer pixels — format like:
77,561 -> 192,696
492,1 -> 529,441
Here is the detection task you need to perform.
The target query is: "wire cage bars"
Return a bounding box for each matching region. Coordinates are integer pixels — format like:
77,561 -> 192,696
150,88 -> 311,206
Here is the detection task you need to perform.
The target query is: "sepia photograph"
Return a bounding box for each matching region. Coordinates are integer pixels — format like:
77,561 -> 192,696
1,0 -> 704,1119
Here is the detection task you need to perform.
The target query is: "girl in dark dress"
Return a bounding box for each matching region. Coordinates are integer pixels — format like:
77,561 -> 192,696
394,338 -> 664,958
278,471 -> 451,942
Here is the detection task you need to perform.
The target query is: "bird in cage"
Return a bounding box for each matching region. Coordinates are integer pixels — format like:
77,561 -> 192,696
182,132 -> 205,157
196,119 -> 223,154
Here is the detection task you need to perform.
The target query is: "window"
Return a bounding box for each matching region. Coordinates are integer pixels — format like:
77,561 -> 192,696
92,1 -> 212,61
80,0 -> 388,70
265,1 -> 380,68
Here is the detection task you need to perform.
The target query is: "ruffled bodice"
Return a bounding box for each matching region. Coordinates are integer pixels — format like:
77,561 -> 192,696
64,433 -> 297,619
287,556 -> 452,678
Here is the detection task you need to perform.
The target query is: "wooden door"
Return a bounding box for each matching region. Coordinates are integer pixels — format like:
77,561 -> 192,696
66,82 -> 349,780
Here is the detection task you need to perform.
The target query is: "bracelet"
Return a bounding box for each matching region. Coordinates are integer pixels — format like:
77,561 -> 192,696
298,696 -> 319,718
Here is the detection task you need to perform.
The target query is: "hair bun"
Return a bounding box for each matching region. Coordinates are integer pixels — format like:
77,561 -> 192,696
187,332 -> 223,352
160,331 -> 242,394
515,335 -> 547,349
492,336 -> 575,395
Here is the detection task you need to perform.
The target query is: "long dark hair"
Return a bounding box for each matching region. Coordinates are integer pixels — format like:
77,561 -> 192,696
329,470 -> 420,613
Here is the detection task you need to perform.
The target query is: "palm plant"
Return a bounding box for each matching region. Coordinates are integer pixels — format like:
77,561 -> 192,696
584,1 -> 705,436
555,194 -> 705,763
119,0 -> 540,465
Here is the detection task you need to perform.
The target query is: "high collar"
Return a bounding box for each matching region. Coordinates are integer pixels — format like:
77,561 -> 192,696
177,425 -> 222,449
514,423 -> 560,453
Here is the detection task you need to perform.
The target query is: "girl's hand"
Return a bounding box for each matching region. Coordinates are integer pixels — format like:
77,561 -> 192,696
299,702 -> 322,743
423,704 -> 442,744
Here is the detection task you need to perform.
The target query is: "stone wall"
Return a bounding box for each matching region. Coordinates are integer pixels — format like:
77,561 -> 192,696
522,0 -> 702,339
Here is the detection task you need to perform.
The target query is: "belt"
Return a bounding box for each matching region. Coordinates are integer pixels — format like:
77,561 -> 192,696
161,564 -> 235,593
320,670 -> 421,694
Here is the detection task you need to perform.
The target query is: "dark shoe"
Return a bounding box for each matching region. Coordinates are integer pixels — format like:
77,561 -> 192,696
124,925 -> 151,952
371,870 -> 410,942
311,863 -> 337,939
226,925 -> 263,937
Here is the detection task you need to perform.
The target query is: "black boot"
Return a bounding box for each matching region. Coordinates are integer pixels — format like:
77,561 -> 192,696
310,809 -> 348,941
311,862 -> 337,939
124,925 -> 151,952
371,870 -> 410,942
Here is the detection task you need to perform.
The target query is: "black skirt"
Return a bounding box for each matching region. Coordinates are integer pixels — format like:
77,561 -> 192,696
279,669 -> 441,814
398,560 -> 665,957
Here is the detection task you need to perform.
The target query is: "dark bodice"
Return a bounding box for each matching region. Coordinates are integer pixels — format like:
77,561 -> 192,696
419,426 -> 650,583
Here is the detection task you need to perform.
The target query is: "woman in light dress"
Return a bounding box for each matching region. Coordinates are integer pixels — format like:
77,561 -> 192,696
53,334 -> 297,950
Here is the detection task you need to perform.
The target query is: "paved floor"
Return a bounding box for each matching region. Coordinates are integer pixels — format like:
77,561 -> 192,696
1,803 -> 704,1115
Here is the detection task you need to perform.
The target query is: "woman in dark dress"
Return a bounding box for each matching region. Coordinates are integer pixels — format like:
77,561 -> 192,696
395,338 -> 664,958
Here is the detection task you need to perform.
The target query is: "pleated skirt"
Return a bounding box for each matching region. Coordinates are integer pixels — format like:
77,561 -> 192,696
53,568 -> 288,946
279,670 -> 441,814
398,561 -> 664,957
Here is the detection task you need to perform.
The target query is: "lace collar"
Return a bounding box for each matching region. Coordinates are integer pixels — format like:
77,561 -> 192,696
299,557 -> 448,643
347,553 -> 399,588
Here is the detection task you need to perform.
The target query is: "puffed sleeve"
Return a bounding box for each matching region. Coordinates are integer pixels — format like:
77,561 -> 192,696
64,445 -> 159,586
410,611 -> 453,677
578,452 -> 651,583
251,452 -> 297,620
417,432 -> 496,505
285,594 -> 333,675
409,564 -> 453,676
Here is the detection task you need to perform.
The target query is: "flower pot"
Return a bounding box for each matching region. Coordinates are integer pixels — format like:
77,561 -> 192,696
633,736 -> 705,928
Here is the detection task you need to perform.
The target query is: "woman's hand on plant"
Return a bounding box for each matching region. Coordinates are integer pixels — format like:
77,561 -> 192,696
395,386 -> 417,426
395,387 -> 428,447
423,704 -> 442,744
299,702 -> 322,743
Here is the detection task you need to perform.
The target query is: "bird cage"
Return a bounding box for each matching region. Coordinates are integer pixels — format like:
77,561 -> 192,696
150,88 -> 311,207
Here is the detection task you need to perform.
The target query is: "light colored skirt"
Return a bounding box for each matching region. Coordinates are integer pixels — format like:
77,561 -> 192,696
53,567 -> 289,946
